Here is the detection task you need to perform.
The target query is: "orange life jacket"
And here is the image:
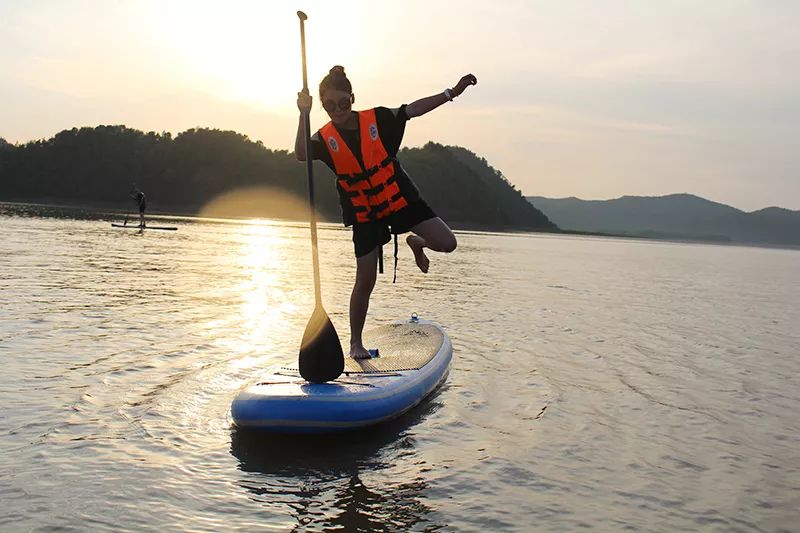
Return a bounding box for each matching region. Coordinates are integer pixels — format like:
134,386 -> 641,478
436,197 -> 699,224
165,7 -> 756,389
320,109 -> 409,223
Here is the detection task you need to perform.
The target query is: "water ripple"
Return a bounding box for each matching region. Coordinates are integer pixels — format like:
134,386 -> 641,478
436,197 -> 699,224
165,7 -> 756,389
1,207 -> 798,531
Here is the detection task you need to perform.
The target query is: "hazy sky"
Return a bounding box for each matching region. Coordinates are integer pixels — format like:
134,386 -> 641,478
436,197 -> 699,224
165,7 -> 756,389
2,0 -> 798,210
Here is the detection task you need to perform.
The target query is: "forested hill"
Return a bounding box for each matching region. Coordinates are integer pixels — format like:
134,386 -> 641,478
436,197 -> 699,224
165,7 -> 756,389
0,126 -> 556,231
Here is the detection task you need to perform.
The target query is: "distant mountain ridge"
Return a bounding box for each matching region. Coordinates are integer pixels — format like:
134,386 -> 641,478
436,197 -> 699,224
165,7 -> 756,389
527,193 -> 800,246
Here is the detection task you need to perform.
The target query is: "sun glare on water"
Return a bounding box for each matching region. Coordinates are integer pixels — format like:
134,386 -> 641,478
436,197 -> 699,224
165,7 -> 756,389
197,185 -> 311,344
233,222 -> 298,354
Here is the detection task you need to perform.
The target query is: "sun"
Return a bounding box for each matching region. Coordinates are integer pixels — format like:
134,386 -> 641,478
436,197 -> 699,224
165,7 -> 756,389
148,1 -> 369,112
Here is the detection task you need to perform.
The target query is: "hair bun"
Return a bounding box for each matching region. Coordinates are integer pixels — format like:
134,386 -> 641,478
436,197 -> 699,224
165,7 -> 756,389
319,65 -> 352,98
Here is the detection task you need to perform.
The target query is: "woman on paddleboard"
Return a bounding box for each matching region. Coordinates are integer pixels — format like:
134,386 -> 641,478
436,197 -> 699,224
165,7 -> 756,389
295,66 -> 477,359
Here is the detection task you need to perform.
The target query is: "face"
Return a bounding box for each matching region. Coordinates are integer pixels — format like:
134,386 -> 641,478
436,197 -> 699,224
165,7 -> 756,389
321,89 -> 353,125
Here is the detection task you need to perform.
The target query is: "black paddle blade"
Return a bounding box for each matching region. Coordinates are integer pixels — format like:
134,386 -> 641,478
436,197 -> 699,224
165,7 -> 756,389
299,304 -> 344,383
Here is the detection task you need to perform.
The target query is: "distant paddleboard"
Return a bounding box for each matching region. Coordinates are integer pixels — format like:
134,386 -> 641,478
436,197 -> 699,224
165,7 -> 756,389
231,316 -> 452,433
111,223 -> 177,231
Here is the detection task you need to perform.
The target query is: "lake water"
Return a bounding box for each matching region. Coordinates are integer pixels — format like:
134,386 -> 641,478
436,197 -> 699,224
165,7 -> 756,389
1,204 -> 799,532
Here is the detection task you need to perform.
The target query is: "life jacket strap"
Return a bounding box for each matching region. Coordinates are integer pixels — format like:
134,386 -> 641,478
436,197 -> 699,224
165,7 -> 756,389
370,199 -> 390,218
345,174 -> 398,198
341,156 -> 397,185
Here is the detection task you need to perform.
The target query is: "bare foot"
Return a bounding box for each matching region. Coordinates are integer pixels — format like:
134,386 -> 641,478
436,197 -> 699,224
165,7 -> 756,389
349,344 -> 372,359
406,235 -> 430,273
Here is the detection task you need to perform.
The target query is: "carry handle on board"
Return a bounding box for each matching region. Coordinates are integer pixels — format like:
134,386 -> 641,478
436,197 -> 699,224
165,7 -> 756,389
296,10 -> 345,383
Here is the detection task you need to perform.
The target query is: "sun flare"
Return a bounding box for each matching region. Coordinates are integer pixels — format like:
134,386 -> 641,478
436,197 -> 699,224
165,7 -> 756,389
198,186 -> 308,221
149,2 -> 369,111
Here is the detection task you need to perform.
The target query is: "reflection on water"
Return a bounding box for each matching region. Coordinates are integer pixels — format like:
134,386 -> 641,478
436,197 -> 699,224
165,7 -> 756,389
231,393 -> 446,531
235,222 -> 296,351
1,203 -> 799,531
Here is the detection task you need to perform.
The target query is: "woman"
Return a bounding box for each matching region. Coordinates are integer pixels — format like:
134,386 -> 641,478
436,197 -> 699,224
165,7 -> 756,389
295,66 -> 477,359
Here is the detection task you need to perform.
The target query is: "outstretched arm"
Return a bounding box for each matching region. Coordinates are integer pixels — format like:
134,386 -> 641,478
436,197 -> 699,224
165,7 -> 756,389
405,74 -> 478,119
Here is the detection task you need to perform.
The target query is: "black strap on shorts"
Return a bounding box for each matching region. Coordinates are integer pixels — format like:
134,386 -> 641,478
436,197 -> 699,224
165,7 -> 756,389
393,233 -> 398,283
377,235 -> 398,283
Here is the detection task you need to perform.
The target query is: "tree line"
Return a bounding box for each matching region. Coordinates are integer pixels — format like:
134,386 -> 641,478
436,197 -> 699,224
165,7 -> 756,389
0,126 -> 556,231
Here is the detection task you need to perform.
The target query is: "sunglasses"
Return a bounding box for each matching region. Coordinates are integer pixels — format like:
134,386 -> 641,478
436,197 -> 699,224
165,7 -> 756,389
323,96 -> 352,113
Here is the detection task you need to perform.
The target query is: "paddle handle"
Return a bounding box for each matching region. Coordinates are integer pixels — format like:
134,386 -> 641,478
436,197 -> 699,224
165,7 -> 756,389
298,11 -> 309,91
297,11 -> 322,306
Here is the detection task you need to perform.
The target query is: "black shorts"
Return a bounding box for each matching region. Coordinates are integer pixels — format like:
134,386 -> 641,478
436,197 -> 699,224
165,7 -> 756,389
352,200 -> 437,257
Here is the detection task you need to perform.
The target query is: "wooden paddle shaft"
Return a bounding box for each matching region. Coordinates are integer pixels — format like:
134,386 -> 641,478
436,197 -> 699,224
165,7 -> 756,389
297,11 -> 322,306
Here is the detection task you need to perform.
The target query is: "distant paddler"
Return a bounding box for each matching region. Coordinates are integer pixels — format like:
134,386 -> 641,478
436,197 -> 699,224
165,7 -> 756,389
128,185 -> 147,229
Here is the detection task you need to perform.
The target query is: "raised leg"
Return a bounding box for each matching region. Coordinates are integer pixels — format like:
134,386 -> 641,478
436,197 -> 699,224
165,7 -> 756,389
406,217 -> 457,273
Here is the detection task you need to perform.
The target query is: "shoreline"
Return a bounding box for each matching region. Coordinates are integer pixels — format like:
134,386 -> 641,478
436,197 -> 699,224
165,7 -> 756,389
0,198 -> 555,234
2,199 -> 798,252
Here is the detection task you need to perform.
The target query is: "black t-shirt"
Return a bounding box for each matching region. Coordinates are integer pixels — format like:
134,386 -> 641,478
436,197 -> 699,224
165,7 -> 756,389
311,105 -> 409,169
311,105 -> 421,225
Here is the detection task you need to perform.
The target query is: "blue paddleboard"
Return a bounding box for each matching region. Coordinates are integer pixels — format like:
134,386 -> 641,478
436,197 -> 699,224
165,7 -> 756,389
231,317 -> 452,433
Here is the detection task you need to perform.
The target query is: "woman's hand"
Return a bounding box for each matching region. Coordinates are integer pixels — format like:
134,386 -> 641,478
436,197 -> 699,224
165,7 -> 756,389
452,74 -> 477,97
406,74 -> 478,118
295,91 -> 313,160
297,91 -> 312,113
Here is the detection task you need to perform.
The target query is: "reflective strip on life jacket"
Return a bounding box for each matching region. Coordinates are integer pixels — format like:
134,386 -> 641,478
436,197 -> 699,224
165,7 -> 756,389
320,109 -> 409,223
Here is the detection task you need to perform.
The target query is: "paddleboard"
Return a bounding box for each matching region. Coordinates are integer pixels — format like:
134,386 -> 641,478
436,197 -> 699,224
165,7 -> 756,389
231,316 -> 452,433
111,223 -> 178,231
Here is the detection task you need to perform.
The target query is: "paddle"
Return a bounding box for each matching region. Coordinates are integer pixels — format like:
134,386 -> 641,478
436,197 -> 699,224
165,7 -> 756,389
296,10 -> 345,383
